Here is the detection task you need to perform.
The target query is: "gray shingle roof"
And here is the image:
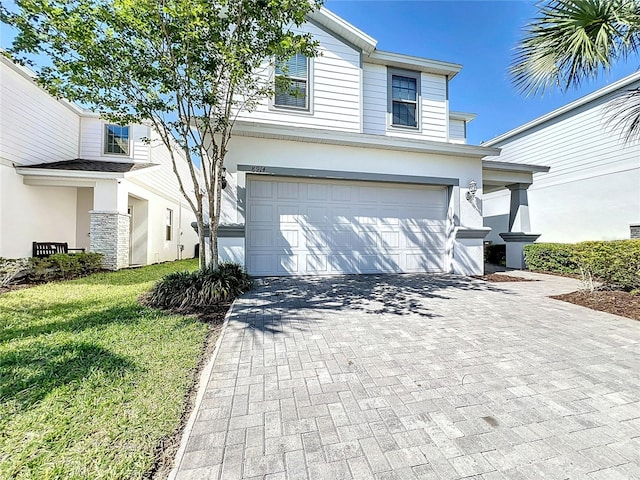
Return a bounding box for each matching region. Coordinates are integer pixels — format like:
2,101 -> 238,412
22,159 -> 156,173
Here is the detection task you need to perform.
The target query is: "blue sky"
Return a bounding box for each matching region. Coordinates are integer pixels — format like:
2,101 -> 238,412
326,0 -> 640,144
3,1 -> 639,145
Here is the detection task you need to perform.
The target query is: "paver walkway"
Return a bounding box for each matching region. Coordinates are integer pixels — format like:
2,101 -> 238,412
171,272 -> 640,480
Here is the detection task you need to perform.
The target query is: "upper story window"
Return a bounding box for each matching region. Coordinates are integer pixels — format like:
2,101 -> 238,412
104,124 -> 130,155
389,69 -> 420,128
274,53 -> 309,110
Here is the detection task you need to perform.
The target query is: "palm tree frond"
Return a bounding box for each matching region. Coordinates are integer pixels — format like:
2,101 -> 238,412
511,0 -> 640,96
605,87 -> 640,143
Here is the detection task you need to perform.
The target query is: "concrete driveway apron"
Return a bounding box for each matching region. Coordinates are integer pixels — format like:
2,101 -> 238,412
171,272 -> 640,480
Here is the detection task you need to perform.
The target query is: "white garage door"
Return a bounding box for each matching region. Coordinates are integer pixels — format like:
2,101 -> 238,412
246,176 -> 448,276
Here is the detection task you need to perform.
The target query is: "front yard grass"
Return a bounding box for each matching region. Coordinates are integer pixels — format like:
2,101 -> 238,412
0,259 -> 208,479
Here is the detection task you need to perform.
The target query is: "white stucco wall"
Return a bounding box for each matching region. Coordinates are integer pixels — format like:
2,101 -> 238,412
484,77 -> 640,243
0,163 -> 78,258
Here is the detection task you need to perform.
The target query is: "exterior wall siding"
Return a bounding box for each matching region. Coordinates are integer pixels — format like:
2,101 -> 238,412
484,80 -> 640,243
79,117 -> 150,162
0,59 -> 80,166
362,64 -> 448,141
449,119 -> 466,144
235,22 -> 361,132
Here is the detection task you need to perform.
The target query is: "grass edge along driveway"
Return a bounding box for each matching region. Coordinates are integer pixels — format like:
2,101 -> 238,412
0,259 -> 207,480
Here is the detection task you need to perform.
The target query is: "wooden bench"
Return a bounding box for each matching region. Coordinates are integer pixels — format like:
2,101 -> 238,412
32,242 -> 86,258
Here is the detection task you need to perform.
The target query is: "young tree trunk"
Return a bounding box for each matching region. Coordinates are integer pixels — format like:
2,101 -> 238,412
196,215 -> 207,270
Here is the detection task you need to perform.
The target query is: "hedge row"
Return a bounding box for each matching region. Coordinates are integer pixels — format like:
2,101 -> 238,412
0,252 -> 104,285
523,240 -> 640,291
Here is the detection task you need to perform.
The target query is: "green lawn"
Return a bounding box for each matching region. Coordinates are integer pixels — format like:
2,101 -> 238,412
0,259 -> 208,479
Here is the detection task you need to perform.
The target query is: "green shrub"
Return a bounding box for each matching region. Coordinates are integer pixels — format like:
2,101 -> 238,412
523,243 -> 580,274
524,240 -> 640,291
28,252 -> 104,282
573,240 -> 640,292
148,262 -> 252,311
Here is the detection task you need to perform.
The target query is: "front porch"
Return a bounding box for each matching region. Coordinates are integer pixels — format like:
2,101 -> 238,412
482,159 -> 550,269
16,159 -> 155,269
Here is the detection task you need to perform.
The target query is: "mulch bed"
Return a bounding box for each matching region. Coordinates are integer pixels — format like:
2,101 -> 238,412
552,290 -> 640,321
474,274 -> 535,283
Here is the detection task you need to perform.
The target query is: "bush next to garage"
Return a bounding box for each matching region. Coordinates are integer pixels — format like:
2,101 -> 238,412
573,240 -> 640,292
523,243 -> 580,274
147,262 -> 253,311
524,240 -> 640,291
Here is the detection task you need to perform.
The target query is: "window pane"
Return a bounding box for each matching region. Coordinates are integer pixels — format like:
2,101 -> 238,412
392,102 -> 416,127
275,79 -> 307,108
392,75 -> 417,101
276,53 -> 307,78
105,124 -> 130,155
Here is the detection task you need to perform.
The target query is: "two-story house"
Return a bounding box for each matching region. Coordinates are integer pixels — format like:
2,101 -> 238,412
216,8 -> 546,275
0,55 -> 199,269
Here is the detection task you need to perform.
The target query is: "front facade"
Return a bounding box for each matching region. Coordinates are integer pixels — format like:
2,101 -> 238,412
0,56 -> 199,269
216,8 -> 541,276
484,72 -> 640,245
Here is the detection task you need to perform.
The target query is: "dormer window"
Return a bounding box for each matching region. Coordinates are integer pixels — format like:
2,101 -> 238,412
388,69 -> 420,128
274,53 -> 309,110
104,124 -> 130,155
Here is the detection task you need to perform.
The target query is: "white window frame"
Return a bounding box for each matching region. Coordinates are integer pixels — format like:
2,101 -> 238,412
387,68 -> 421,131
103,124 -> 131,156
272,54 -> 312,112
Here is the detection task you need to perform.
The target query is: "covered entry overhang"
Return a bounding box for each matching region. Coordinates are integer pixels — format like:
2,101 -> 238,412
482,159 -> 551,268
15,159 -> 158,269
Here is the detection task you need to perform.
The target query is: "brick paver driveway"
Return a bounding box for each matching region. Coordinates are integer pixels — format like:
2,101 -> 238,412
172,273 -> 640,480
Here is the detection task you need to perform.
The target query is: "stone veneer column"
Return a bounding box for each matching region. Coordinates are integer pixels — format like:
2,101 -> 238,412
90,211 -> 130,270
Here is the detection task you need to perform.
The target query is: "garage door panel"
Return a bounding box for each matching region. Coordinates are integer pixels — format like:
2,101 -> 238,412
246,176 -> 448,276
248,254 -> 273,274
328,254 -> 358,273
277,254 -> 299,274
250,180 -> 274,198
277,205 -> 299,224
331,184 -> 352,202
307,254 -> 328,273
248,229 -> 273,248
331,206 -> 352,224
278,230 -> 299,248
307,183 -> 329,201
380,231 -> 400,248
276,181 -> 299,199
249,204 -> 273,223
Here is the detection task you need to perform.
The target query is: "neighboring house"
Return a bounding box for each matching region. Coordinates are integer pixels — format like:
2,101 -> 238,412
483,72 -> 640,250
0,55 -> 199,269
216,7 -> 544,276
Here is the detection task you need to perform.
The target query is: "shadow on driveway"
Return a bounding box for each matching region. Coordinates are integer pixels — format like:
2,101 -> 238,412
232,273 -> 511,334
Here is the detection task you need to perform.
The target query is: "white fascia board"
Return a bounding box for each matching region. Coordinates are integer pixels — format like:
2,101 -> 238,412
366,50 -> 462,79
485,71 -> 640,146
233,121 -> 500,158
482,159 -> 550,173
16,168 -> 125,180
15,164 -> 159,180
449,111 -> 477,122
307,7 -> 377,54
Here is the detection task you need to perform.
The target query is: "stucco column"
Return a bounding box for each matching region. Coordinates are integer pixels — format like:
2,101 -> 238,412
90,180 -> 130,270
499,183 -> 540,269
